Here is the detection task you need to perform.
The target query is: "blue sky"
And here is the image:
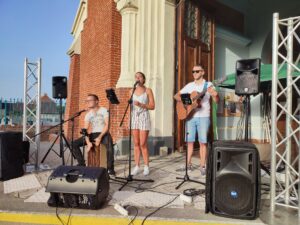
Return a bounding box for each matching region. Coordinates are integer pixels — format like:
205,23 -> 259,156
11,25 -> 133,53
0,0 -> 79,100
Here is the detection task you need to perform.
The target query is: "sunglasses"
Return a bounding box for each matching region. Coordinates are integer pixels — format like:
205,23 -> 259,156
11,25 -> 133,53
192,69 -> 204,73
85,99 -> 96,103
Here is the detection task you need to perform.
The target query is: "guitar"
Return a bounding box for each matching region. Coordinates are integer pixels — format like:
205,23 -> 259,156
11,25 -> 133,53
176,76 -> 226,120
176,90 -> 207,120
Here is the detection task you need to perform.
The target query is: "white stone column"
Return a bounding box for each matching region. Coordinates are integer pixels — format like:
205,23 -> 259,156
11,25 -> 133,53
115,0 -> 176,140
135,0 -> 176,138
115,0 -> 138,88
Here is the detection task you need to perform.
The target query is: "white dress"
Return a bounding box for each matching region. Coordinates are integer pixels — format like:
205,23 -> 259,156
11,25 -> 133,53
131,92 -> 151,131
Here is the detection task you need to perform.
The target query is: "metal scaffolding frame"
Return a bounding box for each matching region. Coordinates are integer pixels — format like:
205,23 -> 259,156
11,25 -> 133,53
22,58 -> 42,169
271,13 -> 300,215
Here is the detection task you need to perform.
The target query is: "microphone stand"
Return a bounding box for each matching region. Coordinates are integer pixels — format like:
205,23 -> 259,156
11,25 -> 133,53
175,94 -> 205,189
114,82 -> 154,191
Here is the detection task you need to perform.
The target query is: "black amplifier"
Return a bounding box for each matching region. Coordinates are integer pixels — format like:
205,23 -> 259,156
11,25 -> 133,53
46,165 -> 109,209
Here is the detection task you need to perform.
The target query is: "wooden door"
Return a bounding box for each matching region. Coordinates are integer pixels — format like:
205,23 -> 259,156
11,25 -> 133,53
175,0 -> 215,149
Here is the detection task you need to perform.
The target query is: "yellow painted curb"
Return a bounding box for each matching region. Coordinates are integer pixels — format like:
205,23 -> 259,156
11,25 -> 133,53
0,212 -> 238,225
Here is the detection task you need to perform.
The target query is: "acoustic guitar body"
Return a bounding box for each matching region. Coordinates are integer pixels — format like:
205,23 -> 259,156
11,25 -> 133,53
176,91 -> 201,120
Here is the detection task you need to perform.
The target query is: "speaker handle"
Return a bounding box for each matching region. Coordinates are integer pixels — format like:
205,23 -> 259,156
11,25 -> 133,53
63,170 -> 84,178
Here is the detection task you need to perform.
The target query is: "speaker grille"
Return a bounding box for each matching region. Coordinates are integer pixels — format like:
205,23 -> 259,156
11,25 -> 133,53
236,72 -> 259,94
215,174 -> 253,216
235,58 -> 261,95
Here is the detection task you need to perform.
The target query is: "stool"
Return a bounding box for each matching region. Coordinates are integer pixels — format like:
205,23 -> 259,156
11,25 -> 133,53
87,144 -> 107,168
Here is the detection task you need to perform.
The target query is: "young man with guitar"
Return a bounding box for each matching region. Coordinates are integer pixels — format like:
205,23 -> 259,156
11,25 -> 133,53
174,65 -> 219,176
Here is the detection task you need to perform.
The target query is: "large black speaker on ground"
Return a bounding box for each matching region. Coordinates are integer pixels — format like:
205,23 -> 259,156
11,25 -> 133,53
206,141 -> 261,219
235,58 -> 261,95
46,166 -> 109,209
52,76 -> 67,99
0,132 -> 24,181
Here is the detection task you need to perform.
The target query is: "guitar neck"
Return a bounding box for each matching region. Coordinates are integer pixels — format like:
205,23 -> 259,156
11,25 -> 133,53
192,91 -> 206,101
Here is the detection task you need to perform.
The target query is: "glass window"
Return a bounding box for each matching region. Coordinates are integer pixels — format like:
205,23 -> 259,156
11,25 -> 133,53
184,1 -> 198,39
200,11 -> 211,46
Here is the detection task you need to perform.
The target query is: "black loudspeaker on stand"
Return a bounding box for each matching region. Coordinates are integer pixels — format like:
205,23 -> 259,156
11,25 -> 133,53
235,58 -> 261,142
35,76 -> 80,166
46,166 -> 109,209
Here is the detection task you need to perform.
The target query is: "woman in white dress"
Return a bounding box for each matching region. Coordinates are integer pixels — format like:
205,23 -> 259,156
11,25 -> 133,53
130,72 -> 155,176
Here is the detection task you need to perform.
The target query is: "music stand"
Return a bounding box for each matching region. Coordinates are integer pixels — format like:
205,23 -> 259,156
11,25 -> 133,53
106,89 -> 119,173
180,93 -> 192,105
175,93 -> 205,189
106,89 -> 120,105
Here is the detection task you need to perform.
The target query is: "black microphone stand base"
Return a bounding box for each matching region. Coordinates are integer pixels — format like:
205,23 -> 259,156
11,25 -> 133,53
175,174 -> 205,190
112,174 -> 154,191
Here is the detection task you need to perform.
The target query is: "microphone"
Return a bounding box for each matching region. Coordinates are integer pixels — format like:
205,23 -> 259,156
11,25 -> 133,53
133,81 -> 140,87
75,109 -> 86,115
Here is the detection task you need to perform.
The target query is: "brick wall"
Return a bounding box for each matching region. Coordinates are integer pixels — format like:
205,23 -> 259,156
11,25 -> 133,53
65,0 -> 128,143
65,54 -> 80,139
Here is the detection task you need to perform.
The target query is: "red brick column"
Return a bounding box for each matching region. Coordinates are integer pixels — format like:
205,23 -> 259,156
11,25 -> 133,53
64,54 -> 81,139
65,0 -> 124,143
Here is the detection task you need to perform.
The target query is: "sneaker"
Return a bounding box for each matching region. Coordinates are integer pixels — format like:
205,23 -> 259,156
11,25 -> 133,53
143,166 -> 150,176
200,167 -> 206,176
131,166 -> 140,176
187,164 -> 194,172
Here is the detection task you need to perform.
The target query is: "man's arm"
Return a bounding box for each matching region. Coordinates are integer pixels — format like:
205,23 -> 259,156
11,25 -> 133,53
94,114 -> 109,146
174,84 -> 189,102
174,91 -> 182,102
207,86 -> 219,103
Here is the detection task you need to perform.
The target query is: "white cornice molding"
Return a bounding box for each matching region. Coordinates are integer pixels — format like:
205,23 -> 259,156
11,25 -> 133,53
71,0 -> 87,36
67,34 -> 81,56
67,0 -> 87,56
216,26 -> 252,46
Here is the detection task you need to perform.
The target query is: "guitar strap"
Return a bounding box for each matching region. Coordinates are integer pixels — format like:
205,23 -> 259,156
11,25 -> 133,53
203,81 -> 208,92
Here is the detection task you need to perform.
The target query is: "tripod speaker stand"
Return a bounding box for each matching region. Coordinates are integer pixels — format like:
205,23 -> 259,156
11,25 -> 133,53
40,98 -> 79,165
